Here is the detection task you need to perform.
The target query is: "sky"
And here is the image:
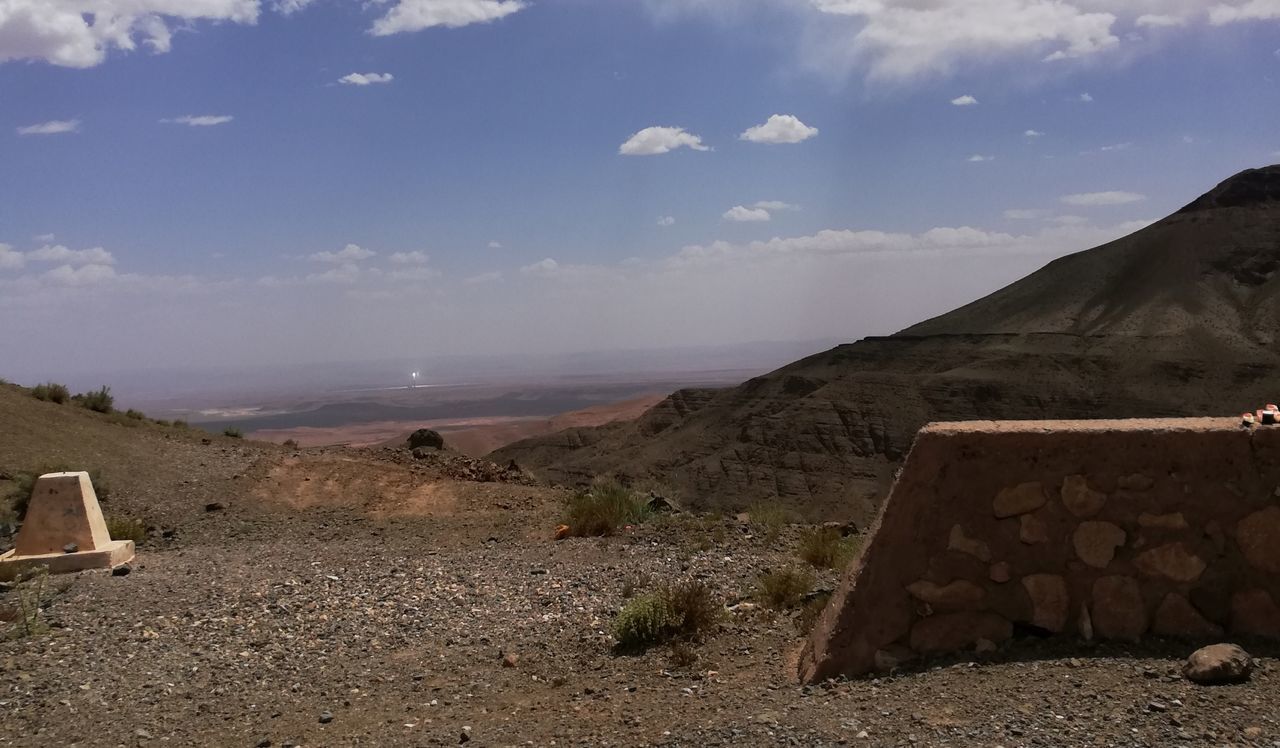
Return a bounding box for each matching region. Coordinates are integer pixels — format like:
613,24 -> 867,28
2,0 -> 1279,384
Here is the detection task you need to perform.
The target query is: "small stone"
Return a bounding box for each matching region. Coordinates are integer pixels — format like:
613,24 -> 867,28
256,740 -> 272,748
974,638 -> 997,654
205,502 -> 225,512
948,524 -> 991,562
1183,643 -> 1252,684
1019,514 -> 1049,544
988,562 -> 1011,584
111,564 -> 131,577
873,645 -> 915,673
1061,475 -> 1107,517
1078,604 -> 1094,642
319,711 -> 333,724
1073,521 -> 1126,568
62,542 -> 78,554
1244,726 -> 1264,740
459,729 -> 471,744
135,729 -> 152,739
529,568 -> 548,575
994,482 -> 1047,518
1135,543 -> 1206,582
502,653 -> 519,668
1147,701 -> 1168,713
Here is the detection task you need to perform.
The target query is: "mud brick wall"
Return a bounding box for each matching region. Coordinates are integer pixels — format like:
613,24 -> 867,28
798,418 -> 1280,682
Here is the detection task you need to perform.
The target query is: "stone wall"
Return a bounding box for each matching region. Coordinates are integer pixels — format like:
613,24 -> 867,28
798,418 -> 1280,682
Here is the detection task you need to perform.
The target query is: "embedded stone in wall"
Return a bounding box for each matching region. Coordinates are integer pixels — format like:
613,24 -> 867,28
1022,574 -> 1069,632
1117,474 -> 1155,491
1078,603 -> 1094,641
1236,507 -> 1280,574
909,612 -> 1013,654
906,579 -> 985,612
873,645 -> 916,673
989,562 -> 1011,583
1138,512 -> 1188,530
1135,542 -> 1206,582
1073,521 -> 1126,568
1061,475 -> 1107,517
948,524 -> 991,561
1152,593 -> 1223,639
994,482 -> 1047,518
1204,520 -> 1226,555
1091,575 -> 1147,641
1231,589 -> 1280,637
1019,513 -> 1049,544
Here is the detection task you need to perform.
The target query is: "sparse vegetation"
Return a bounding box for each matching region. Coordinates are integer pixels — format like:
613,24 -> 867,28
223,427 -> 244,439
31,382 -> 70,404
124,409 -> 145,420
668,642 -> 699,669
611,580 -> 722,649
798,526 -> 862,570
172,419 -> 188,429
282,438 -> 299,449
2,467 -> 109,523
755,566 -> 815,610
6,567 -> 50,640
76,386 -> 114,414
561,479 -> 649,537
105,515 -> 146,544
747,501 -> 795,539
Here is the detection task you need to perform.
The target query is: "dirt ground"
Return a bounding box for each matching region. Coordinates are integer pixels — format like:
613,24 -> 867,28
1,387 -> 1278,747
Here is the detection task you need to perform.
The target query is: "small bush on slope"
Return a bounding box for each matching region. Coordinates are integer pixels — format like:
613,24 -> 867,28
612,580 -> 722,649
798,526 -> 862,570
562,479 -> 649,537
755,567 -> 815,610
76,386 -> 114,414
31,383 -> 70,404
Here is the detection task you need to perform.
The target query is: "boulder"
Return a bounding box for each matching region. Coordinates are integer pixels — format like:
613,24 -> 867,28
1183,643 -> 1252,684
407,428 -> 445,451
1135,543 -> 1206,582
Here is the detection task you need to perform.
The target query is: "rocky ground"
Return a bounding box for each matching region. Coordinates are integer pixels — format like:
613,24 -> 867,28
1,437 -> 1279,747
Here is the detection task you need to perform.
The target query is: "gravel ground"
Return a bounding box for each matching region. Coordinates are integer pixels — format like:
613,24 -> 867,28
2,443 -> 1278,747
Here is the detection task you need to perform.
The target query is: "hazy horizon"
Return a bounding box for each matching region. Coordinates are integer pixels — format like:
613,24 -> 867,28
4,1 -> 1280,382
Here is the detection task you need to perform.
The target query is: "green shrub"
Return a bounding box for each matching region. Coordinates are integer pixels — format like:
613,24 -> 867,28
747,501 -> 795,539
282,438 -> 299,449
6,567 -> 50,640
755,567 -> 814,610
3,467 -> 109,523
562,480 -> 649,537
105,515 -> 146,544
76,386 -> 114,413
223,427 -> 243,439
611,580 -> 722,649
31,382 -> 70,404
798,527 -> 862,570
124,409 -> 145,420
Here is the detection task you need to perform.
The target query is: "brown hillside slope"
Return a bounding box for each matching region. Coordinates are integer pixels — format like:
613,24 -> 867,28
493,166 -> 1280,523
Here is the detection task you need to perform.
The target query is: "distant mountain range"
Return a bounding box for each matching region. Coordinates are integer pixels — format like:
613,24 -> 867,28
493,166 -> 1280,523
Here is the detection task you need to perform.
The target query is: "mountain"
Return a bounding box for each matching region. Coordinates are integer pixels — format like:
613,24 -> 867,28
492,166 -> 1280,523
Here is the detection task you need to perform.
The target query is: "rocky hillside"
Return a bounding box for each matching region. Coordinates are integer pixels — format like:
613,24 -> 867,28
493,166 -> 1280,523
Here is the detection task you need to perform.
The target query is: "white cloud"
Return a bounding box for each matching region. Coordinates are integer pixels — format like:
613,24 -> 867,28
754,200 -> 800,211
42,263 -> 118,287
273,0 -> 317,14
340,72 -> 394,86
723,205 -> 772,222
305,263 -> 364,284
309,244 -> 377,263
370,0 -> 526,35
389,251 -> 430,264
1051,215 -> 1090,225
1061,190 -> 1146,206
1210,1 -> 1280,24
488,241 -> 503,249
1024,129 -> 1044,137
1136,13 -> 1188,27
28,244 -> 115,265
0,0 -> 259,68
0,244 -> 24,270
1003,209 -> 1048,220
17,119 -> 79,136
657,216 -> 676,227
739,114 -> 819,144
951,95 -> 978,106
161,115 -> 234,127
619,126 -> 710,156
1079,92 -> 1094,102
521,258 -> 560,276
465,271 -> 503,284
1098,142 -> 1133,152
33,233 -> 55,242
967,154 -> 994,162
387,266 -> 441,282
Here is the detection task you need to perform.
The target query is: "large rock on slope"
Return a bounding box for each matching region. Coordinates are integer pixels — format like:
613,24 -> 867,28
492,166 -> 1280,522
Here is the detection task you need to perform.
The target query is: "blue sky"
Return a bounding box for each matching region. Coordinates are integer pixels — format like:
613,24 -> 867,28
2,0 -> 1279,383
